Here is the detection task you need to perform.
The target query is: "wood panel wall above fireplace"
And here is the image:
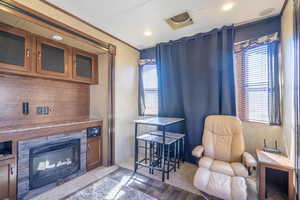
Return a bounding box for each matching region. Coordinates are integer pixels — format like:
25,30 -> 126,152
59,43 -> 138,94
0,74 -> 90,128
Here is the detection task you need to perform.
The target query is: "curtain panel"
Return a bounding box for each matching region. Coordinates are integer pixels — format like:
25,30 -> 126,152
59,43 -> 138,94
156,26 -> 236,162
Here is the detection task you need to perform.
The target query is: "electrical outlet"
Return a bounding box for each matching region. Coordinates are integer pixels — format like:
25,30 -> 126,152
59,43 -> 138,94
37,107 -> 43,115
36,106 -> 50,115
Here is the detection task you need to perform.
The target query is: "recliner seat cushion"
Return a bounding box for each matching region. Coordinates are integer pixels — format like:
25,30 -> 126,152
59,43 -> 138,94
194,167 -> 247,200
230,162 -> 248,177
198,156 -> 248,177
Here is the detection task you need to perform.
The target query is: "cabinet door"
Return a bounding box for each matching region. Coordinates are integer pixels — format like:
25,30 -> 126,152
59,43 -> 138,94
73,48 -> 98,84
87,136 -> 102,171
36,37 -> 71,78
0,159 -> 16,200
0,24 -> 31,73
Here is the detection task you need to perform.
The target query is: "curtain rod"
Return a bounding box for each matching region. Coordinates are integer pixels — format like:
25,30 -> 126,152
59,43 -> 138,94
234,14 -> 280,27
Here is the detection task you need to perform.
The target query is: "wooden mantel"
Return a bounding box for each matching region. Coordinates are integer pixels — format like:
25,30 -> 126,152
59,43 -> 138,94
0,119 -> 103,142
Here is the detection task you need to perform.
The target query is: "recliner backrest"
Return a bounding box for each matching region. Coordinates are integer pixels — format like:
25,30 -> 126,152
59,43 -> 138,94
202,115 -> 245,162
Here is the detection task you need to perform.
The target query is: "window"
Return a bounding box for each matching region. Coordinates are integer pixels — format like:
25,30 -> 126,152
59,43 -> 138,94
140,64 -> 158,116
235,40 -> 280,124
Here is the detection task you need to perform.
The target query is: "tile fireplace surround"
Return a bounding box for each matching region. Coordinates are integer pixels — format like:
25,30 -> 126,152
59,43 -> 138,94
17,130 -> 87,200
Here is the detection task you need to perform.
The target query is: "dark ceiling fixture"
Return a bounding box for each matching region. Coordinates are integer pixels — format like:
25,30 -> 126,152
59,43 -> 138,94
166,12 -> 193,30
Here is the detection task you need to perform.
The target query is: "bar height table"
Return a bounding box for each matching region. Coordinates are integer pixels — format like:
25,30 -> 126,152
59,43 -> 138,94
134,117 -> 185,182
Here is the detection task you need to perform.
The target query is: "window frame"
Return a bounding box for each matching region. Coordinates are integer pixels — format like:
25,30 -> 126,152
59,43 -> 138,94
235,43 -> 277,125
138,64 -> 158,116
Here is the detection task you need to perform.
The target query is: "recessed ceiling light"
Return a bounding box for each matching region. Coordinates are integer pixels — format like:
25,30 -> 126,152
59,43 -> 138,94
52,35 -> 63,41
222,2 -> 235,11
144,31 -> 152,36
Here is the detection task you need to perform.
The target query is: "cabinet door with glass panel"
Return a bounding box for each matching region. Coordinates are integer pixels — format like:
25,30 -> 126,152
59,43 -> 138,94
36,37 -> 71,78
0,24 -> 31,73
72,48 -> 98,84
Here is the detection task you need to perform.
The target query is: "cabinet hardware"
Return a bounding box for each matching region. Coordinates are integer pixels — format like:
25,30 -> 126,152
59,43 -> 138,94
26,49 -> 30,57
38,51 -> 41,60
10,167 -> 13,175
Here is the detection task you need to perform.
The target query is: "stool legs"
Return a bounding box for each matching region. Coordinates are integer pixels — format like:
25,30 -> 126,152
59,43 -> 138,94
149,141 -> 153,174
134,127 -> 185,182
167,144 -> 170,179
134,123 -> 138,172
145,141 -> 148,164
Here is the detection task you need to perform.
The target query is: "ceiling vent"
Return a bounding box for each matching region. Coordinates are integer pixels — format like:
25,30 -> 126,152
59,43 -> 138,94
166,12 -> 193,30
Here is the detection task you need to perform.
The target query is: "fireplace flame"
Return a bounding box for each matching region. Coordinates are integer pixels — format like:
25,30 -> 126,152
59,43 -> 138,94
37,158 -> 72,171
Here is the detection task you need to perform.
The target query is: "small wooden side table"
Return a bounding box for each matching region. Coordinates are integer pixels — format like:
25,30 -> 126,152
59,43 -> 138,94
256,149 -> 295,200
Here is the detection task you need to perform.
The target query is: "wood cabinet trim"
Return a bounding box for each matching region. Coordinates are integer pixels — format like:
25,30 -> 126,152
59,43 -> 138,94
36,36 -> 71,78
0,23 -> 31,73
0,158 -> 16,200
86,136 -> 102,171
72,48 -> 98,84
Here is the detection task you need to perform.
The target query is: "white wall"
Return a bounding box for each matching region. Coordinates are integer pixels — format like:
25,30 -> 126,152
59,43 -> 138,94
281,0 -> 295,161
114,44 -> 139,163
242,122 -> 284,155
90,54 -> 109,164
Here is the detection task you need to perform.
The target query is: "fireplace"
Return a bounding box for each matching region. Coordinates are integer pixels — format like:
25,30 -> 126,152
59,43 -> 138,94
18,131 -> 86,200
29,139 -> 80,190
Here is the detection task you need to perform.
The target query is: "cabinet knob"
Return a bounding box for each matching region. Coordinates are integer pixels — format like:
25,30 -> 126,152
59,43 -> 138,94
26,49 -> 30,57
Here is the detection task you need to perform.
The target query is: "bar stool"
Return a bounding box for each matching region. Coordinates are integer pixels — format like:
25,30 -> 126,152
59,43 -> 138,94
134,117 -> 185,182
149,131 -> 185,168
136,134 -> 178,180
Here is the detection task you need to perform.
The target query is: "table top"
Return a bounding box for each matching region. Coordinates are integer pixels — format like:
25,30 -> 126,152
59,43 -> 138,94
256,149 -> 294,170
134,117 -> 184,126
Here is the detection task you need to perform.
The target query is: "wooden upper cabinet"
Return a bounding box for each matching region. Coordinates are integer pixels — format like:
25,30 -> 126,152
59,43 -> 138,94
73,48 -> 98,84
0,24 -> 99,84
36,37 -> 71,78
0,24 -> 31,73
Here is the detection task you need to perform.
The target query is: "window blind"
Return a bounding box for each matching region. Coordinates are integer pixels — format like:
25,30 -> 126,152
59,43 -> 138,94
141,64 -> 158,115
236,44 -> 270,123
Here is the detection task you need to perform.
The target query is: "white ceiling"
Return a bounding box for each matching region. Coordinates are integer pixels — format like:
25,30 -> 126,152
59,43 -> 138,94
46,0 -> 285,49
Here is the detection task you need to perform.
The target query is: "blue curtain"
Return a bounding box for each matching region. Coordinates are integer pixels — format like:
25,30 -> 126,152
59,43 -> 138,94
156,26 -> 236,163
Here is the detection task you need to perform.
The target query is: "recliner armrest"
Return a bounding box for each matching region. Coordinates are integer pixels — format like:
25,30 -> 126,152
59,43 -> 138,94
243,152 -> 257,168
192,145 -> 204,158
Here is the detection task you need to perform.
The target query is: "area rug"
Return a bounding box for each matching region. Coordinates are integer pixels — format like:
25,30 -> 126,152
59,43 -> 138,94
64,167 -> 206,200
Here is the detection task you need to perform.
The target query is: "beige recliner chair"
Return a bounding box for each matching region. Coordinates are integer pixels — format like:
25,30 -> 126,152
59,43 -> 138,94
192,115 -> 256,200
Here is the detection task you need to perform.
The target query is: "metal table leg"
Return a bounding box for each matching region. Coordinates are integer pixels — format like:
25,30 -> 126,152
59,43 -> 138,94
145,141 -> 148,164
149,141 -> 153,174
167,144 -> 170,179
182,137 -> 185,163
162,126 -> 165,182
